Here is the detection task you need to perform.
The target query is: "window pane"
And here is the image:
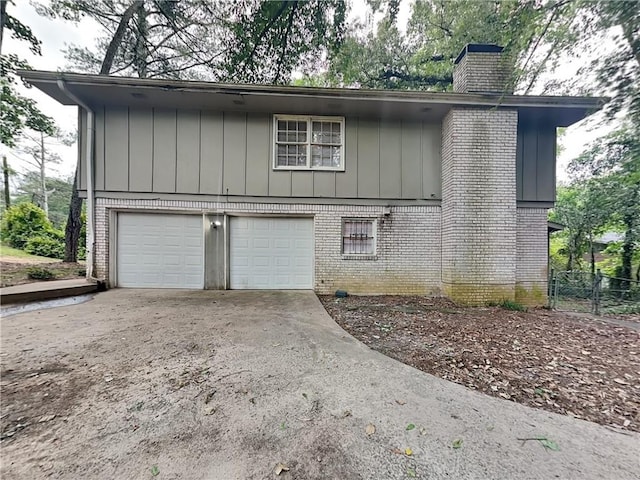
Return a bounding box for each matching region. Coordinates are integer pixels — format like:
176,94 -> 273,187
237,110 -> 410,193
277,144 -> 307,166
312,121 -> 341,145
312,145 -> 341,167
342,220 -> 375,254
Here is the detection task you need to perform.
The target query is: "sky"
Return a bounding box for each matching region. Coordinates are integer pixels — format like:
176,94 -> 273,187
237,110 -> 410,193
3,0 -> 613,184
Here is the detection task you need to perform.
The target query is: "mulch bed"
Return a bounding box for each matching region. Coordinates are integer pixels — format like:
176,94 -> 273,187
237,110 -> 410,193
319,295 -> 640,433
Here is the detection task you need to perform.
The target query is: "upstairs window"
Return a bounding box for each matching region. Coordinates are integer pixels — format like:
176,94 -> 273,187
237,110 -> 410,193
274,115 -> 345,171
342,219 -> 376,255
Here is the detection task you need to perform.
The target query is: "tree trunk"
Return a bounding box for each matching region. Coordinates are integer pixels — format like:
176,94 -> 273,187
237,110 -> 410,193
64,175 -> 83,263
39,131 -> 48,216
620,218 -> 634,291
2,156 -> 10,208
100,1 -> 140,75
589,233 -> 595,277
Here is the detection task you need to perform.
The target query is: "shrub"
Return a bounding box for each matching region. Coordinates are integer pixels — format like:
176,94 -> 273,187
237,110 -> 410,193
24,234 -> 65,259
487,299 -> 528,312
26,266 -> 56,280
0,203 -> 53,249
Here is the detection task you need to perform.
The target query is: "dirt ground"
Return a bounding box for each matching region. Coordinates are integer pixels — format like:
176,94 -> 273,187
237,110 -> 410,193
320,295 -> 640,433
0,261 -> 85,288
1,290 -> 639,480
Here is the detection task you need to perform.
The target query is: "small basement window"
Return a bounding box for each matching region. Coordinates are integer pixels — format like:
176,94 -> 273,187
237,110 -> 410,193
342,219 -> 376,255
274,115 -> 345,171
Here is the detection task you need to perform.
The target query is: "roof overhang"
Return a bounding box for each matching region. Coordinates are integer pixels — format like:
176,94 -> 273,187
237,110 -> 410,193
18,70 -> 605,127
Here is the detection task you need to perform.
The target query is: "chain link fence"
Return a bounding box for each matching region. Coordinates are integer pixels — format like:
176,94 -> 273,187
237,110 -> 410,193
549,270 -> 640,316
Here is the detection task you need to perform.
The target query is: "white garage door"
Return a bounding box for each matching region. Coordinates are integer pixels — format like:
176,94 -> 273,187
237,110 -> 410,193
230,217 -> 313,289
117,213 -> 204,288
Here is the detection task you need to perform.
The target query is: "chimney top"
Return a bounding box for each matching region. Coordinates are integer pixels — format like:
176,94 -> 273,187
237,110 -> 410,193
454,44 -> 504,65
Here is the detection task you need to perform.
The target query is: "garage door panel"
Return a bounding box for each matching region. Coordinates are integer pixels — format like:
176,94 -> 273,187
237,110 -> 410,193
230,217 -> 313,289
117,213 -> 204,288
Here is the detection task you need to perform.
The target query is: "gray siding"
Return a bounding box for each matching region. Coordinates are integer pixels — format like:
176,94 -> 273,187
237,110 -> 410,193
88,106 -> 442,199
516,122 -> 556,202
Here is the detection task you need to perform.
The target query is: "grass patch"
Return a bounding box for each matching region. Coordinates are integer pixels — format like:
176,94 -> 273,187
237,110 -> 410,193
487,299 -> 528,312
0,242 -> 56,262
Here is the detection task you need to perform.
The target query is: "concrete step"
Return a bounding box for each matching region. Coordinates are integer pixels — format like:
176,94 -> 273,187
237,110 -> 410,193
0,279 -> 100,305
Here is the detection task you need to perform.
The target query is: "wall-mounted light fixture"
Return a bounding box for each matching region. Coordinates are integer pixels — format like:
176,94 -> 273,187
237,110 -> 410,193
211,220 -> 222,229
383,206 -> 392,216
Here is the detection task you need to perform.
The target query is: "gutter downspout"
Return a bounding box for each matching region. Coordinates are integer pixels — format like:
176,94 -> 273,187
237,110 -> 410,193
57,79 -> 96,281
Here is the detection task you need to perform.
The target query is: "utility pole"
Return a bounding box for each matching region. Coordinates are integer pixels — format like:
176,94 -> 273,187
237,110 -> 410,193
2,155 -> 10,208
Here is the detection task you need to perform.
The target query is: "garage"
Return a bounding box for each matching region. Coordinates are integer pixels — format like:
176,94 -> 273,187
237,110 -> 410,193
116,212 -> 204,288
230,217 -> 313,289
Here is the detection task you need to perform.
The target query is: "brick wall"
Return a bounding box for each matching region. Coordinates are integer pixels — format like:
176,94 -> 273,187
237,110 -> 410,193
93,198 -> 442,295
453,51 -> 511,94
516,207 -> 549,305
441,108 -> 518,305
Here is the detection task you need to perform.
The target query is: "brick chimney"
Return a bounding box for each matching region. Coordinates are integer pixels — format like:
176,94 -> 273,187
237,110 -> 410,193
453,44 -> 512,94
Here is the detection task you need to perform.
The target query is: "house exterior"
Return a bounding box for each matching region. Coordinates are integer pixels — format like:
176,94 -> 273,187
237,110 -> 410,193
20,44 -> 602,305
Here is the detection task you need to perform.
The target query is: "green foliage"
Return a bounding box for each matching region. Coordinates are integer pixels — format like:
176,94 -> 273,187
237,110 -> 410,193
24,234 -> 65,259
1,2 -> 55,147
26,266 -> 56,280
221,0 -> 347,84
15,174 -> 74,228
488,299 -> 528,312
567,127 -> 640,281
0,202 -> 53,249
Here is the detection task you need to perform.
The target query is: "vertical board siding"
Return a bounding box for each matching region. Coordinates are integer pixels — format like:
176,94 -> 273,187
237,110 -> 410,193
313,172 -> 335,197
422,122 -> 441,198
176,110 -> 201,193
401,120 -> 422,199
94,106 -> 106,191
357,118 -> 380,198
104,106 -> 129,191
223,111 -> 247,195
516,122 -> 557,203
153,108 -> 177,192
379,120 -> 402,198
77,108 -> 86,191
291,171 -> 313,196
199,111 -> 224,194
335,117 -> 358,197
128,107 -> 153,192
93,107 -> 445,199
536,126 -> 556,201
516,127 -> 525,201
522,125 -> 538,200
245,113 -> 270,196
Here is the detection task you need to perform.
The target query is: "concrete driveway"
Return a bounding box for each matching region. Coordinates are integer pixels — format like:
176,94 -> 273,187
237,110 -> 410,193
1,290 -> 638,479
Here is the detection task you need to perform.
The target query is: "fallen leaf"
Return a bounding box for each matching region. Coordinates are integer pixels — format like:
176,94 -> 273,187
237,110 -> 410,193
406,423 -> 415,431
539,438 -> 560,451
366,424 -> 376,435
395,399 -> 406,405
405,447 -> 413,456
407,467 -> 416,477
150,465 -> 160,476
302,393 -> 308,399
342,410 -> 352,418
391,447 -> 403,454
452,439 -> 463,449
204,406 -> 216,415
275,463 -> 289,475
419,427 -> 428,436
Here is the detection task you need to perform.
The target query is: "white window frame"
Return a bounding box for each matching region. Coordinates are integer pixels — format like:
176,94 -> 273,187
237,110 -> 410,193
273,115 -> 345,171
342,218 -> 377,256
